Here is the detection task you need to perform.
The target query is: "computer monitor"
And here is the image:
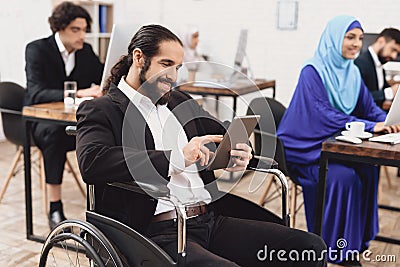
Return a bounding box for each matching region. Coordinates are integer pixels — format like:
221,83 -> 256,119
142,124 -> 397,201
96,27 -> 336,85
100,24 -> 140,90
233,29 -> 248,72
230,29 -> 254,80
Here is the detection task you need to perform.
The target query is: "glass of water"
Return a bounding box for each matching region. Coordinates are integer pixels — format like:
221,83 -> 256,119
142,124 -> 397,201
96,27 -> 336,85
64,81 -> 77,109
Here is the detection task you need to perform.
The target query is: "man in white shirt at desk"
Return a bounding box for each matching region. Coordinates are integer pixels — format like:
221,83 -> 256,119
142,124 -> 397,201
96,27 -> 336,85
24,1 -> 104,230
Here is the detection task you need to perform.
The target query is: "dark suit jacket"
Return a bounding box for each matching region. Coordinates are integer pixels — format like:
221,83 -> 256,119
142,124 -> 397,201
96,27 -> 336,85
354,50 -> 389,107
25,34 -> 104,105
76,84 -> 280,233
76,84 -> 231,231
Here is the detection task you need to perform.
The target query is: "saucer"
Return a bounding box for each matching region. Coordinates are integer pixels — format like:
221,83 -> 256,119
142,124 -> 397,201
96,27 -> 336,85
341,130 -> 372,139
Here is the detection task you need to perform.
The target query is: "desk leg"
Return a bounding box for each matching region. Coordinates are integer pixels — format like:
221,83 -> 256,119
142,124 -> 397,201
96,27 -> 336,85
232,96 -> 237,118
215,96 -> 219,115
273,85 -> 276,99
23,120 -> 33,239
314,152 -> 328,236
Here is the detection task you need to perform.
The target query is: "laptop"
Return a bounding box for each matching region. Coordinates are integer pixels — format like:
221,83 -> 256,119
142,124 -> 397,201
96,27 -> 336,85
384,84 -> 400,126
368,85 -> 400,144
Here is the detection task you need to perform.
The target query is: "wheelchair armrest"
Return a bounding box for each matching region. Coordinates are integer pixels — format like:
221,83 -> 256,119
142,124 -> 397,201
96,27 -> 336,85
107,181 -> 170,199
248,155 -> 278,170
247,156 -> 290,226
0,108 -> 22,115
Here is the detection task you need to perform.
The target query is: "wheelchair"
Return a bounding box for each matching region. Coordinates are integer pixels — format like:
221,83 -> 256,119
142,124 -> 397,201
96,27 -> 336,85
39,126 -> 290,267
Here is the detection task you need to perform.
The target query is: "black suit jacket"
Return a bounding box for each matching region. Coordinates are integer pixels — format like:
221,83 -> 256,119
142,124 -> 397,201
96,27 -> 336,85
354,50 -> 389,107
24,35 -> 104,105
77,84 -> 282,233
76,84 -> 232,232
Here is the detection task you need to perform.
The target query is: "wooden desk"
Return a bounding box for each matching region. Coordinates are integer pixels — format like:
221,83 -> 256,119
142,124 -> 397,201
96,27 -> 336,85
315,134 -> 400,245
178,79 -> 276,117
22,102 -> 76,243
23,102 -> 76,123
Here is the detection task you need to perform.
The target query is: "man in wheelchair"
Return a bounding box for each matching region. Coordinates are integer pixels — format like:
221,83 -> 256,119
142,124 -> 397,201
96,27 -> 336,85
75,24 -> 327,266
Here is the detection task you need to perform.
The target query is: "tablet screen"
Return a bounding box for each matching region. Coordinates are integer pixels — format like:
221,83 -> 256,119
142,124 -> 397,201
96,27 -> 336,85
206,115 -> 260,170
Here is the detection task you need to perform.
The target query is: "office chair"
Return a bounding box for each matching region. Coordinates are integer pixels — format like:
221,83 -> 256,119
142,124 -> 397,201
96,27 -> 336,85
39,126 -> 289,266
247,97 -> 303,228
0,81 -> 45,204
0,81 -> 84,213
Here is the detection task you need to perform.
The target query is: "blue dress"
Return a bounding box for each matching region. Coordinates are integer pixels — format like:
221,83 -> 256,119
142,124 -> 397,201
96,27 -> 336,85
277,65 -> 386,262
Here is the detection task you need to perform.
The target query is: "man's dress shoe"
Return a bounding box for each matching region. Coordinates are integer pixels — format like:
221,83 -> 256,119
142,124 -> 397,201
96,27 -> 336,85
49,210 -> 66,230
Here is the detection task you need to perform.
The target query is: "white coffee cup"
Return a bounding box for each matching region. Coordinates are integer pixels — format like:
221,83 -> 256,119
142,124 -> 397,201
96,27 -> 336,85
345,121 -> 365,136
64,81 -> 77,109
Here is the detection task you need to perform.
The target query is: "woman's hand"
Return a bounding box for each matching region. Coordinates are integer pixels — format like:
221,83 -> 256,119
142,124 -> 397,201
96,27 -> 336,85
373,122 -> 400,133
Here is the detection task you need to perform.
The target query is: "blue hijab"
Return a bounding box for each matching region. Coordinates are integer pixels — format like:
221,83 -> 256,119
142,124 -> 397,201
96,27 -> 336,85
305,15 -> 363,114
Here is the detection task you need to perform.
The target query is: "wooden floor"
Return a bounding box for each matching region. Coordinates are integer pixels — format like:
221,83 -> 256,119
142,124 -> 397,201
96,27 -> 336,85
0,140 -> 399,266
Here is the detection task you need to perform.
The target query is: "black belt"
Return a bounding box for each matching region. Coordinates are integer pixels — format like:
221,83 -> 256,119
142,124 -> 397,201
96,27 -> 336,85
151,203 -> 207,222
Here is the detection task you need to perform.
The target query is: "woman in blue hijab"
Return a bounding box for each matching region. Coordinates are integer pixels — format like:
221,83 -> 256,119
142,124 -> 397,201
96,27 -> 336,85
278,15 -> 399,264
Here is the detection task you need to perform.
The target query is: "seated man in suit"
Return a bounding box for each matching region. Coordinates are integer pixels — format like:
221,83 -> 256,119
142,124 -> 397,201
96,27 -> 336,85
76,24 -> 326,266
24,1 -> 104,229
355,28 -> 400,108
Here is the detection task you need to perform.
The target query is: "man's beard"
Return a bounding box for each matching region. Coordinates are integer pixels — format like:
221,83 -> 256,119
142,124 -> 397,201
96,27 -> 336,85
139,63 -> 172,105
140,78 -> 171,105
377,48 -> 391,65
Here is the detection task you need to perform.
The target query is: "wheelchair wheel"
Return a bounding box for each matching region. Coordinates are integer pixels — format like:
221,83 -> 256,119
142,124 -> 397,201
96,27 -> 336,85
39,219 -> 124,267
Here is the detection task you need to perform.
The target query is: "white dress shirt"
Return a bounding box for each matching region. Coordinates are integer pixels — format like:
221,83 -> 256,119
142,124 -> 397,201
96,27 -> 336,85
368,46 -> 393,100
118,78 -> 211,215
55,32 -> 76,76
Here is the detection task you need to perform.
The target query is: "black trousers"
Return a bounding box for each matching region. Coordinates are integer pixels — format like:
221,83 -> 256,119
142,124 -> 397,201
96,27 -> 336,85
33,123 -> 76,184
147,211 -> 327,267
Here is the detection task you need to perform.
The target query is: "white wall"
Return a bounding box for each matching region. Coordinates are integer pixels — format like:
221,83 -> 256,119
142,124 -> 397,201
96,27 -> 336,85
0,0 -> 52,85
0,0 -> 52,141
1,0 -> 400,108
112,0 -> 400,107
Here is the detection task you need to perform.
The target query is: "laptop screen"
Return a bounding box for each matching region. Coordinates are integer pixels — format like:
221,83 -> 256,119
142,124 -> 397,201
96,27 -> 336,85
384,84 -> 400,126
